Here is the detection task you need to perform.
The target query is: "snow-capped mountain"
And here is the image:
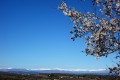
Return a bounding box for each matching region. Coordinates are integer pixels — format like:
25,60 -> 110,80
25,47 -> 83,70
0,68 -> 109,75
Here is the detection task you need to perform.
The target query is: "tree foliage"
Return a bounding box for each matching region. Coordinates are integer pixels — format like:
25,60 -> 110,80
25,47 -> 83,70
58,0 -> 120,75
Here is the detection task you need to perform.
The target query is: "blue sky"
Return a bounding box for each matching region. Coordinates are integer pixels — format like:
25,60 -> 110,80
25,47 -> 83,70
0,0 -> 116,69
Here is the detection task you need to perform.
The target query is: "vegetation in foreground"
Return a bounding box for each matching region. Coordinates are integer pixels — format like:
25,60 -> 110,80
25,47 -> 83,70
0,72 -> 120,80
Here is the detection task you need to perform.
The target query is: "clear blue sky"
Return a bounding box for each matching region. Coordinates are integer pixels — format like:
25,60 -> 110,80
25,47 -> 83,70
0,0 -> 116,69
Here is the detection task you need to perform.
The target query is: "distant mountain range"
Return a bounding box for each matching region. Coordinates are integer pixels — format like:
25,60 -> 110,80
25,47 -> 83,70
0,68 -> 110,75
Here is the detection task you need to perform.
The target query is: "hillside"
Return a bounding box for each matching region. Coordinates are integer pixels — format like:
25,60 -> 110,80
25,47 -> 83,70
0,72 -> 120,80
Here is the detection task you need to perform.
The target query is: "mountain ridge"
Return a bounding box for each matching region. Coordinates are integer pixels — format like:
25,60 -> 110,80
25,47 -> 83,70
0,68 -> 109,75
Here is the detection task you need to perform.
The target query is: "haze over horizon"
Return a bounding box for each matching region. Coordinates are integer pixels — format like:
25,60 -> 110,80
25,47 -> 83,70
0,0 -> 116,70
0,67 -> 107,72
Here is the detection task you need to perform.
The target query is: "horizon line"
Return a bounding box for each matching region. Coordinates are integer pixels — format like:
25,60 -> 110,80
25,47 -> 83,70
0,67 -> 107,72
